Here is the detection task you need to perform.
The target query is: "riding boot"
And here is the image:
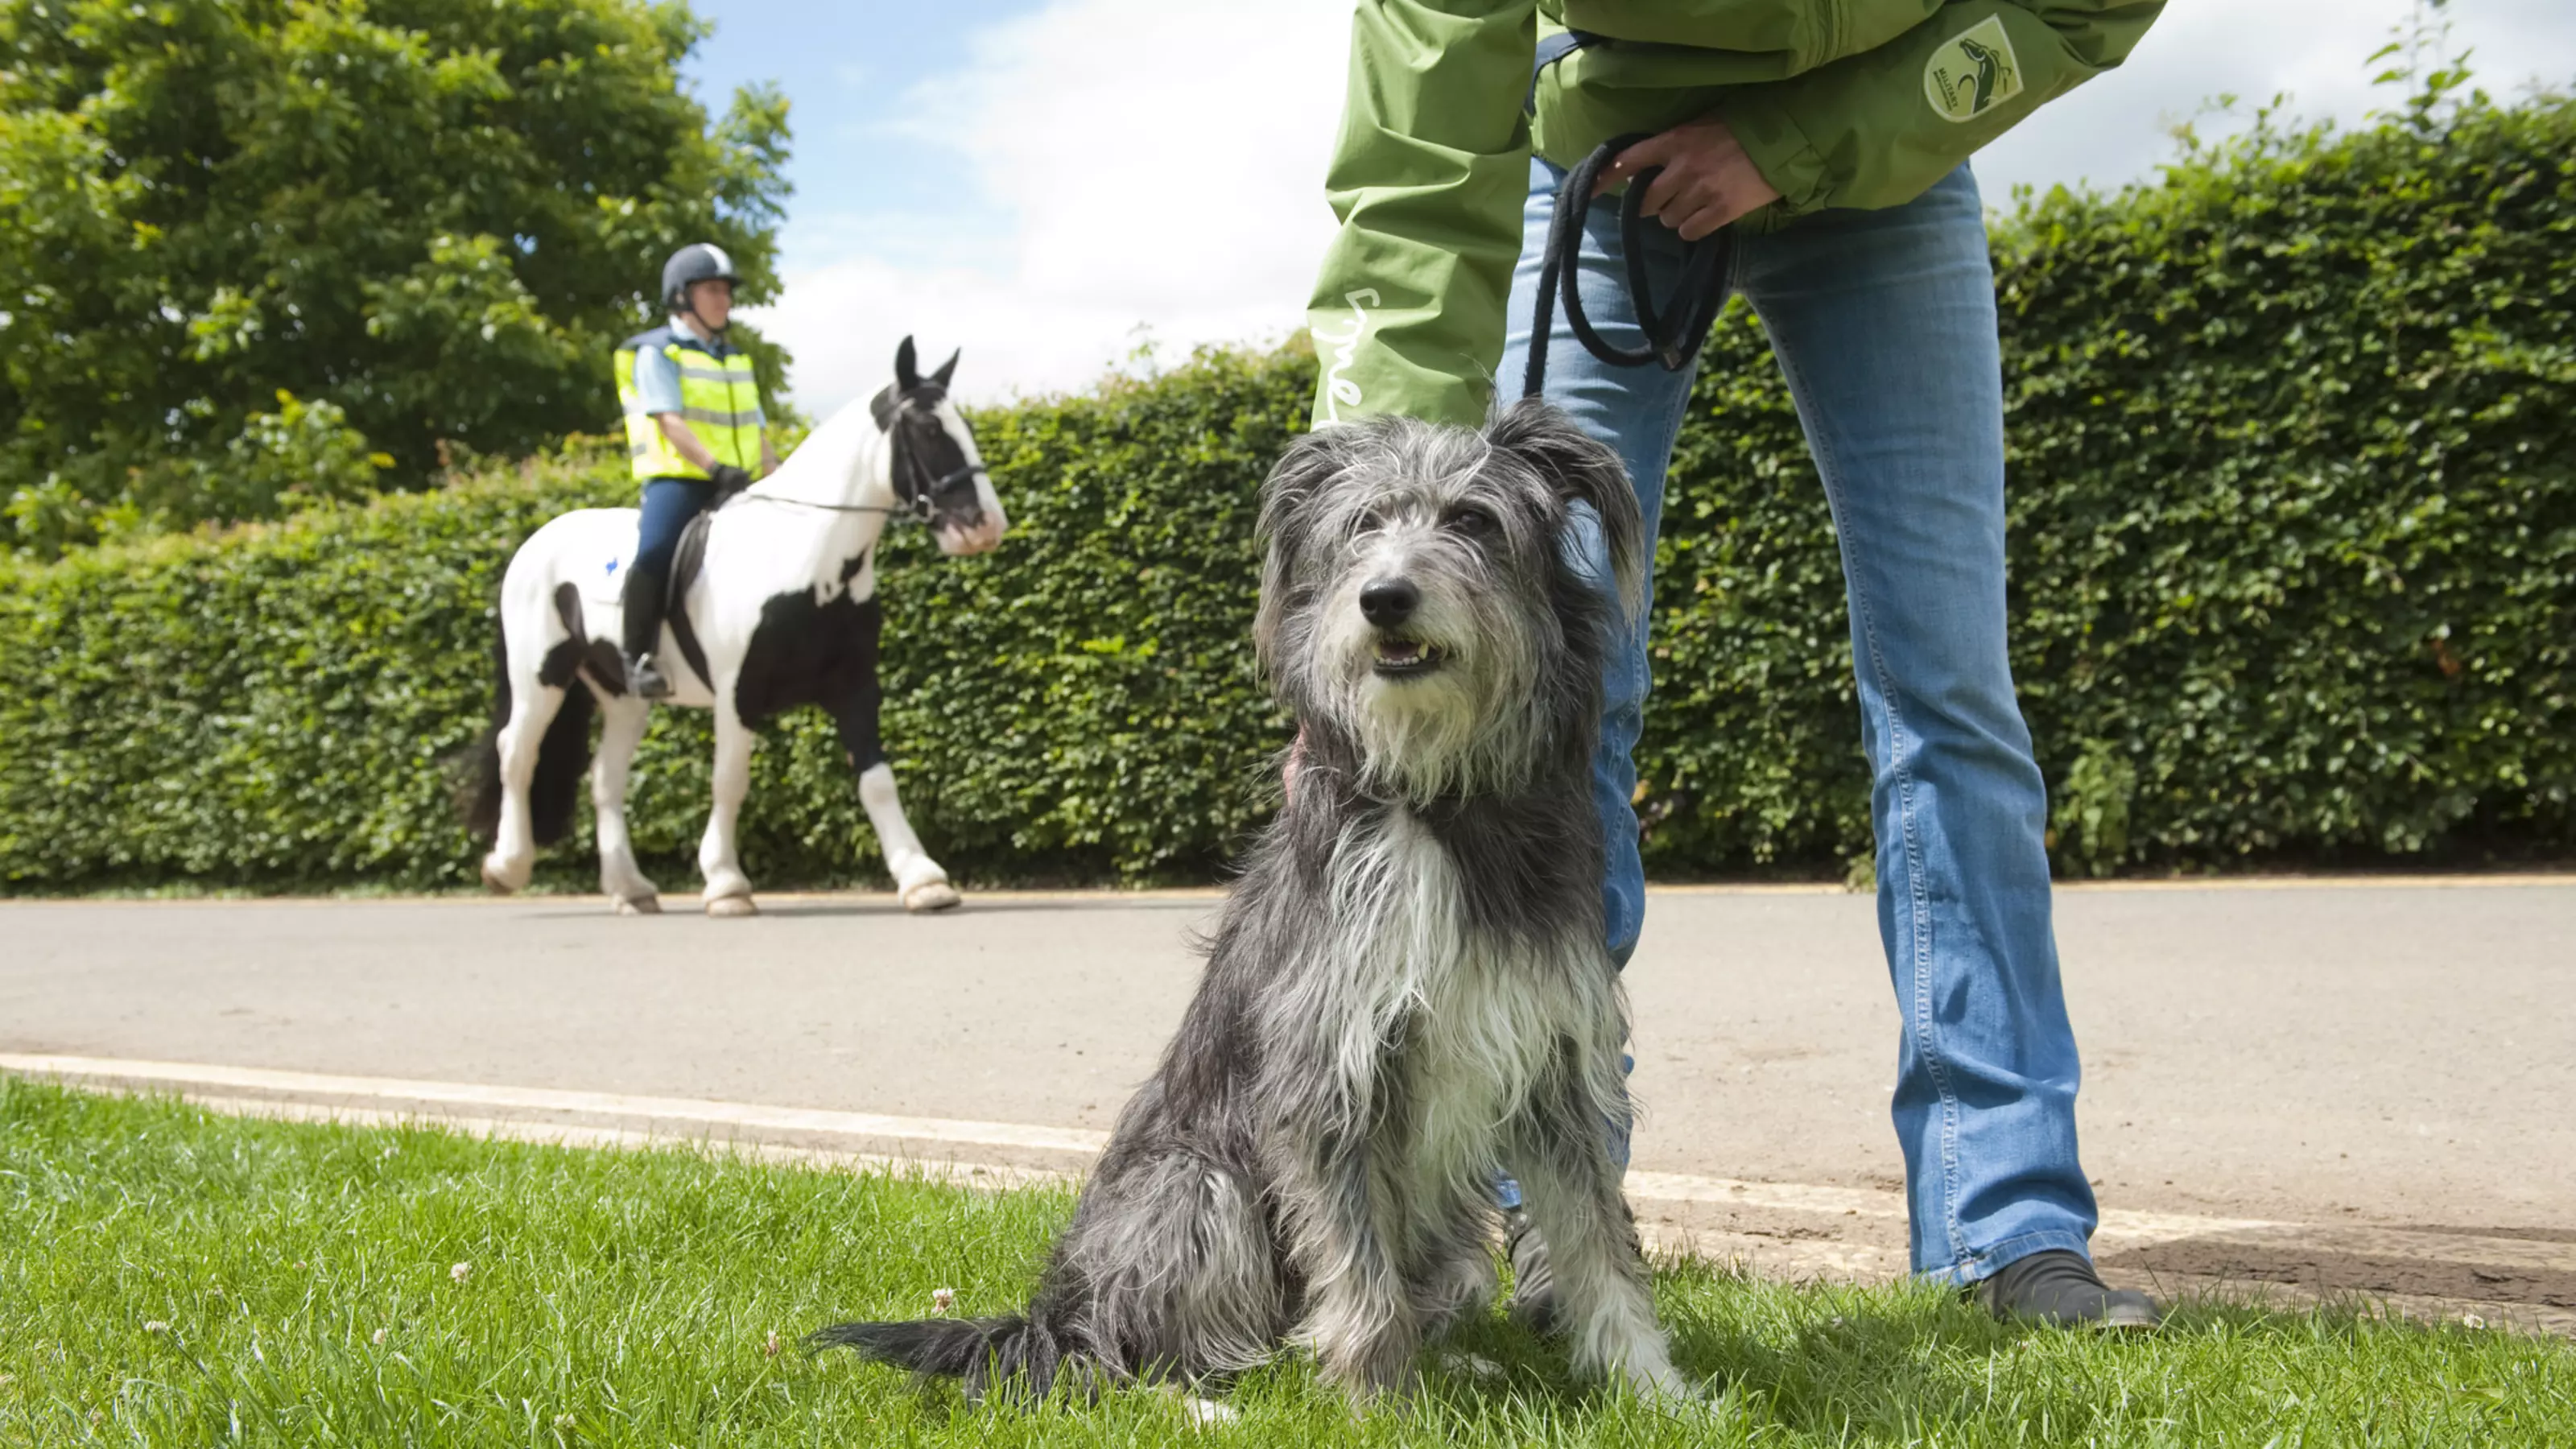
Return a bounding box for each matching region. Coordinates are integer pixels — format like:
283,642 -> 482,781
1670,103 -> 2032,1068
620,560 -> 673,701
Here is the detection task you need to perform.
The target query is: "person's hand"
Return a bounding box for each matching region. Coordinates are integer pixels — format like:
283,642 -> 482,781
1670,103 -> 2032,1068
1596,118 -> 1781,241
708,463 -> 753,496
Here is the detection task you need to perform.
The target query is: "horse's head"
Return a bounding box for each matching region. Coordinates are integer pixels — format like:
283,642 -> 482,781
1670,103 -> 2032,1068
869,336 -> 1008,556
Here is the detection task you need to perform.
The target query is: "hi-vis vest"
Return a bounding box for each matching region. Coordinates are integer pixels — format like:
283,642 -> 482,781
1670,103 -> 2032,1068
613,324 -> 763,482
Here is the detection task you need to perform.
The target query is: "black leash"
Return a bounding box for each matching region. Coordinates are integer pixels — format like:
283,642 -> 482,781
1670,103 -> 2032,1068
1522,133 -> 1736,400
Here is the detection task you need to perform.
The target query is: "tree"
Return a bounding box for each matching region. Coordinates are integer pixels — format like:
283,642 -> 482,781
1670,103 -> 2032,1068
0,0 -> 791,556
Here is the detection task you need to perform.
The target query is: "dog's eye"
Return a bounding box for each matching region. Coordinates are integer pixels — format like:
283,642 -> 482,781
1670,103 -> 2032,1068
1445,506 -> 1496,537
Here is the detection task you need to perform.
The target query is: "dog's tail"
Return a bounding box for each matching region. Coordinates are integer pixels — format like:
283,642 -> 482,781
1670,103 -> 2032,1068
810,1312 -> 1096,1401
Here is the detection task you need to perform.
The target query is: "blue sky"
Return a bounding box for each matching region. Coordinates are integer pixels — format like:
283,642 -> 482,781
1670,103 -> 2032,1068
681,1 -> 1038,278
678,0 -> 2576,415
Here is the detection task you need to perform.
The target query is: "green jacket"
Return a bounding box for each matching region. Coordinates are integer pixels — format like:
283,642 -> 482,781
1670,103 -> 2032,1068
1306,0 -> 2163,428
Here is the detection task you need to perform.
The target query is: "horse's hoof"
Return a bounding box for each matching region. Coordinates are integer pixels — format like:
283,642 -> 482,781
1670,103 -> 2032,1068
705,894 -> 759,919
480,861 -> 520,896
613,894 -> 661,916
902,881 -> 962,914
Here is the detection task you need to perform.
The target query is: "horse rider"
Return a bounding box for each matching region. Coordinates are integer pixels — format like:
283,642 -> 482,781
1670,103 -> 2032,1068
1304,2 -> 2167,1328
614,242 -> 779,700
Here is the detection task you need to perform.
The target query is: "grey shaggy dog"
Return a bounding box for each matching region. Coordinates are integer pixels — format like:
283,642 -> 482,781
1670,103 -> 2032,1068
813,399 -> 1687,1407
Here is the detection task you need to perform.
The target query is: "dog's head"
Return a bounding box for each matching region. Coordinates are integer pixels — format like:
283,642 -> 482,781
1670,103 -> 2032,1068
1255,399 -> 1643,801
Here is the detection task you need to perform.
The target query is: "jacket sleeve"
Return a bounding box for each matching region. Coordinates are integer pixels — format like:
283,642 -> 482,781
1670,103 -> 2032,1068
1306,0 -> 1538,431
1720,0 -> 2162,218
630,344 -> 684,416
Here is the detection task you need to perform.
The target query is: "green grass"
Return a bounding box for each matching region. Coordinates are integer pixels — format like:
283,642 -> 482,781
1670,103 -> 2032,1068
3,1080 -> 2570,1447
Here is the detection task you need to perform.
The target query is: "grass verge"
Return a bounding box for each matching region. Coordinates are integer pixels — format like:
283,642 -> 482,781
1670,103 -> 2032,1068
4,1079 -> 2571,1447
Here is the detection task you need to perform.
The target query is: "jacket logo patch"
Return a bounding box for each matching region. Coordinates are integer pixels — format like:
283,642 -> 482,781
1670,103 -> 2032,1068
1315,288 -> 1381,425
1923,15 -> 2023,123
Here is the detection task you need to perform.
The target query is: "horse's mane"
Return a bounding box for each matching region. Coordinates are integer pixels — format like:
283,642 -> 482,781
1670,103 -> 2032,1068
747,394 -> 878,506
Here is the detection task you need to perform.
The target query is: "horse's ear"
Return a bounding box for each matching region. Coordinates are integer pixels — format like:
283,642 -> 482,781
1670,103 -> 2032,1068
894,335 -> 920,391
930,349 -> 959,389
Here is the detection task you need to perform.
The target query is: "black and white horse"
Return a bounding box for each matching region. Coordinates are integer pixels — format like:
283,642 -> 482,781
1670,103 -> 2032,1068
468,338 -> 1008,916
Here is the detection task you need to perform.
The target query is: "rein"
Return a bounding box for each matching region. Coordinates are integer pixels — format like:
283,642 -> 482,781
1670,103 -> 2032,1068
1522,133 -> 1736,400
726,443 -> 986,528
734,493 -> 913,518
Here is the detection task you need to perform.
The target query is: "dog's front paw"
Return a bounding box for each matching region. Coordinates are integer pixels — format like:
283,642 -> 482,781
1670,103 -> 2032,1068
1432,1348 -> 1506,1382
1321,1363 -> 1422,1416
1154,1382 -> 1241,1428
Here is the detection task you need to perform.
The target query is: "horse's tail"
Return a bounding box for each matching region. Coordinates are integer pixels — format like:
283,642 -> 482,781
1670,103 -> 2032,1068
809,1310 -> 1099,1403
463,612 -> 513,842
463,605 -> 594,846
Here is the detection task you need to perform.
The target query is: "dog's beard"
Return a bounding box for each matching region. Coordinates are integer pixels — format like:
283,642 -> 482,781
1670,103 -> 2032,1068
1307,574 -> 1542,802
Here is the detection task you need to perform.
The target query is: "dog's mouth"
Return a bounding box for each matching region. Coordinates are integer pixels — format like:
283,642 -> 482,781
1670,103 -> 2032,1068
1371,637 -> 1448,679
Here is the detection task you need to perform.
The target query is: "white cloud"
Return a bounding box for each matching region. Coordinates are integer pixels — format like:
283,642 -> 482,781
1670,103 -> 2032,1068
756,0 -> 2576,415
748,0 -> 1352,416
1975,0 -> 2576,204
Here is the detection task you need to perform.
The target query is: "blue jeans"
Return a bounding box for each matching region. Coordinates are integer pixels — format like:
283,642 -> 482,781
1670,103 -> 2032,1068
1501,158 -> 2099,1284
635,476 -> 717,578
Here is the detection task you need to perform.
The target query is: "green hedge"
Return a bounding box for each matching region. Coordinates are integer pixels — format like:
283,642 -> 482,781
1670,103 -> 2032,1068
2,94 -> 2570,892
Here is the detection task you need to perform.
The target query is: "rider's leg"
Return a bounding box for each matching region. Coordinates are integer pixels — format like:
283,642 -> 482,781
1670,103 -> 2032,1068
591,694 -> 658,910
625,476 -> 713,699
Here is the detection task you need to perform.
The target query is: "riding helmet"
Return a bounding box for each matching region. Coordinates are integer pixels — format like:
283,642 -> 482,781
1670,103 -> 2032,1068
661,242 -> 740,313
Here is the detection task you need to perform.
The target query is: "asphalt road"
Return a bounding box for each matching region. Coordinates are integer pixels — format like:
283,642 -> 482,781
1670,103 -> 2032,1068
5,879 -> 2571,1320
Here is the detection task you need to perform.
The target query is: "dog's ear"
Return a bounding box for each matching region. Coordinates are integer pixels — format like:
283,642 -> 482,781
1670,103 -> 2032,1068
1486,398 -> 1644,619
1253,424 -> 1356,676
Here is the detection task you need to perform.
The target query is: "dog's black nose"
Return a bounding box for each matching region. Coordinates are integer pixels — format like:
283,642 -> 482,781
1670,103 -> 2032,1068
1359,578 -> 1419,629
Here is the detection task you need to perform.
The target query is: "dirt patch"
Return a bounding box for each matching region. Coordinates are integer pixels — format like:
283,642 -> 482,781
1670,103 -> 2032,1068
2388,1224 -> 2576,1246
2103,1238 -> 2576,1310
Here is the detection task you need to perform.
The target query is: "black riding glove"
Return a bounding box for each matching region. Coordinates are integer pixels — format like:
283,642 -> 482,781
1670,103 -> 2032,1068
708,463 -> 754,496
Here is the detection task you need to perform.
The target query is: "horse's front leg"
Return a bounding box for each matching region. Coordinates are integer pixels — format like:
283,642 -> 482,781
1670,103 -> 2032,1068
591,693 -> 658,914
698,697 -> 758,917
828,671 -> 959,914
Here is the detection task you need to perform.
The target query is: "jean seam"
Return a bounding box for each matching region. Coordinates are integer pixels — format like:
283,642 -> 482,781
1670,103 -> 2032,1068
1765,334 -> 1966,1274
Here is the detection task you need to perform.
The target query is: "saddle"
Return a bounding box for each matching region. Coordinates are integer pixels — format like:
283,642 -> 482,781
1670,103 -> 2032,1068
662,508 -> 718,691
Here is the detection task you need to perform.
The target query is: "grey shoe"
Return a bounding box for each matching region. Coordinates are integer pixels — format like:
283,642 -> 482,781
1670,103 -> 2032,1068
1503,1207 -> 1560,1336
627,652 -> 672,701
1977,1249 -> 2161,1330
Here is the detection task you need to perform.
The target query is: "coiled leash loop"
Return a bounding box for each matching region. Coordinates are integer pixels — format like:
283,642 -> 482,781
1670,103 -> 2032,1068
1522,133 -> 1736,401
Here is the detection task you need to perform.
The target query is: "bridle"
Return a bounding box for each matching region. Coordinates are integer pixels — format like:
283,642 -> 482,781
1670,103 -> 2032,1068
734,384 -> 986,528
877,383 -> 989,529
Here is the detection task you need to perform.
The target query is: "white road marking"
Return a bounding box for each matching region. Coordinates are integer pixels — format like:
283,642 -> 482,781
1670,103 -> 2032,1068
0,1054 -> 1107,1157
1,874 -> 2560,913
158,1094 -> 1075,1191
10,1053 -> 2571,1286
